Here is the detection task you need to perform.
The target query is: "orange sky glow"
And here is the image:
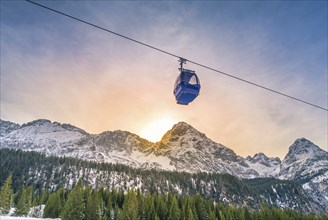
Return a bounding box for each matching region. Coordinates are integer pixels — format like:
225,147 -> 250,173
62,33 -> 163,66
1,1 -> 327,159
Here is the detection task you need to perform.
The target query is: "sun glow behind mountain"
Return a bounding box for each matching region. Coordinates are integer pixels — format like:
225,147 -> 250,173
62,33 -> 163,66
140,118 -> 176,142
1,1 -> 327,158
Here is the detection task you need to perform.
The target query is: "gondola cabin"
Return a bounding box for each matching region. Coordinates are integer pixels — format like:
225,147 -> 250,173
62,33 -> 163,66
174,69 -> 201,105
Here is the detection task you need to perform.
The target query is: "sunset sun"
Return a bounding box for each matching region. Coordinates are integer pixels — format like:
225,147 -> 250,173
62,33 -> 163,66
140,118 -> 176,142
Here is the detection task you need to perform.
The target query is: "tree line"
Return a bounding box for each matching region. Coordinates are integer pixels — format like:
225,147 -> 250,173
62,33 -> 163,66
1,148 -> 320,214
1,175 -> 327,220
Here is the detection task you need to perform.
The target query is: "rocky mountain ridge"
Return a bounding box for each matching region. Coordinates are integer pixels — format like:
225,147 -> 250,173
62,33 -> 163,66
1,119 -> 326,177
0,119 -> 327,212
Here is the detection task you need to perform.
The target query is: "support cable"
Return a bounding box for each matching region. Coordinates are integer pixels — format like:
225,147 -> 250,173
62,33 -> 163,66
25,0 -> 328,111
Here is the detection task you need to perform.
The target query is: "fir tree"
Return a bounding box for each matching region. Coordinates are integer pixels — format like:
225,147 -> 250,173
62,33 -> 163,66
208,209 -> 217,220
147,203 -> 156,220
243,206 -> 252,220
116,190 -> 125,208
85,190 -> 102,220
43,188 -> 64,218
119,190 -> 139,220
136,189 -> 146,219
39,191 -> 48,205
104,193 -> 114,220
186,207 -> 196,220
156,194 -> 167,220
167,196 -> 180,220
14,186 -> 32,216
61,179 -> 85,220
195,194 -> 208,220
113,205 -> 119,220
0,175 -> 13,214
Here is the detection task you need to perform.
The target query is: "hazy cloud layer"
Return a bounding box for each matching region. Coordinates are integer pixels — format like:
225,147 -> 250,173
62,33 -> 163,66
1,1 -> 327,158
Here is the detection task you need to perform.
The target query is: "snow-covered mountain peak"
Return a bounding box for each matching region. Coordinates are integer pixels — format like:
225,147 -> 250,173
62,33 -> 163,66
247,152 -> 281,165
19,119 -> 88,135
98,130 -> 136,139
245,152 -> 281,177
154,122 -> 258,176
89,130 -> 155,158
279,138 -> 328,180
160,121 -> 207,144
285,138 -> 325,158
0,119 -> 87,153
157,121 -> 218,158
253,152 -> 268,160
278,138 -> 328,207
0,119 -> 20,137
95,130 -> 153,149
54,122 -> 88,135
21,119 -> 52,127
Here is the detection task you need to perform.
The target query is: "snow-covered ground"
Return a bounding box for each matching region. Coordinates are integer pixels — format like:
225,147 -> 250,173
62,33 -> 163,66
0,217 -> 59,220
0,206 -> 59,220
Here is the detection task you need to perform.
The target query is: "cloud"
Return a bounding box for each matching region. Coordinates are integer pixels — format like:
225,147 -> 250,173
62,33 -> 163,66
1,1 -> 327,158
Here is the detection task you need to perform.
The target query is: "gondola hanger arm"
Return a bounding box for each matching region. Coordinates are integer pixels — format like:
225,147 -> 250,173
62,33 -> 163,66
179,57 -> 187,71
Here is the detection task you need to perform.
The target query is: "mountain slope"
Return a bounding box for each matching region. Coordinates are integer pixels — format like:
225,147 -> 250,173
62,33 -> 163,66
77,130 -> 167,169
279,138 -> 328,180
0,119 -> 87,155
0,119 -> 20,137
0,120 -> 260,177
245,153 -> 281,177
157,122 -> 258,178
0,119 -> 173,170
279,138 -> 328,213
1,119 -> 327,180
1,148 -> 325,213
0,119 -> 327,213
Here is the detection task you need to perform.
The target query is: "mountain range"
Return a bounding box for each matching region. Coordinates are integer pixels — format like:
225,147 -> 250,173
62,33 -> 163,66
0,119 -> 327,212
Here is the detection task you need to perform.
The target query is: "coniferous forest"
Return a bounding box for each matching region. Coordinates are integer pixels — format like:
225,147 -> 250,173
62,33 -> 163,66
1,175 -> 327,220
0,148 -> 327,219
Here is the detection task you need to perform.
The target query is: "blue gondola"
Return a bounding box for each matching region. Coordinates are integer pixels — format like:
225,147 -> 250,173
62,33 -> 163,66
174,58 -> 201,105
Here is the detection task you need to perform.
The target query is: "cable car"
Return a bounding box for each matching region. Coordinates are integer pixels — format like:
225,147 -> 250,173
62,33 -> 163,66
174,58 -> 201,105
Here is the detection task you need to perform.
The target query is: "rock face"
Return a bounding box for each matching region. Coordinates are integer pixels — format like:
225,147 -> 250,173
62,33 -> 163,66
278,138 -> 328,212
0,119 -> 86,155
1,119 -> 327,212
157,122 -> 258,178
0,119 -> 20,137
245,153 -> 281,177
0,120 -> 255,177
0,120 -> 326,178
279,138 -> 328,180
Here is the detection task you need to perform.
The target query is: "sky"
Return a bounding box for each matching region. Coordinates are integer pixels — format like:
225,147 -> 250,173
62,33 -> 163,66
1,0 -> 327,159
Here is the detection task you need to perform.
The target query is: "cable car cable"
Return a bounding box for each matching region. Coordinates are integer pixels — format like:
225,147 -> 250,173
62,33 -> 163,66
187,60 -> 328,111
25,0 -> 328,111
25,0 -> 181,60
